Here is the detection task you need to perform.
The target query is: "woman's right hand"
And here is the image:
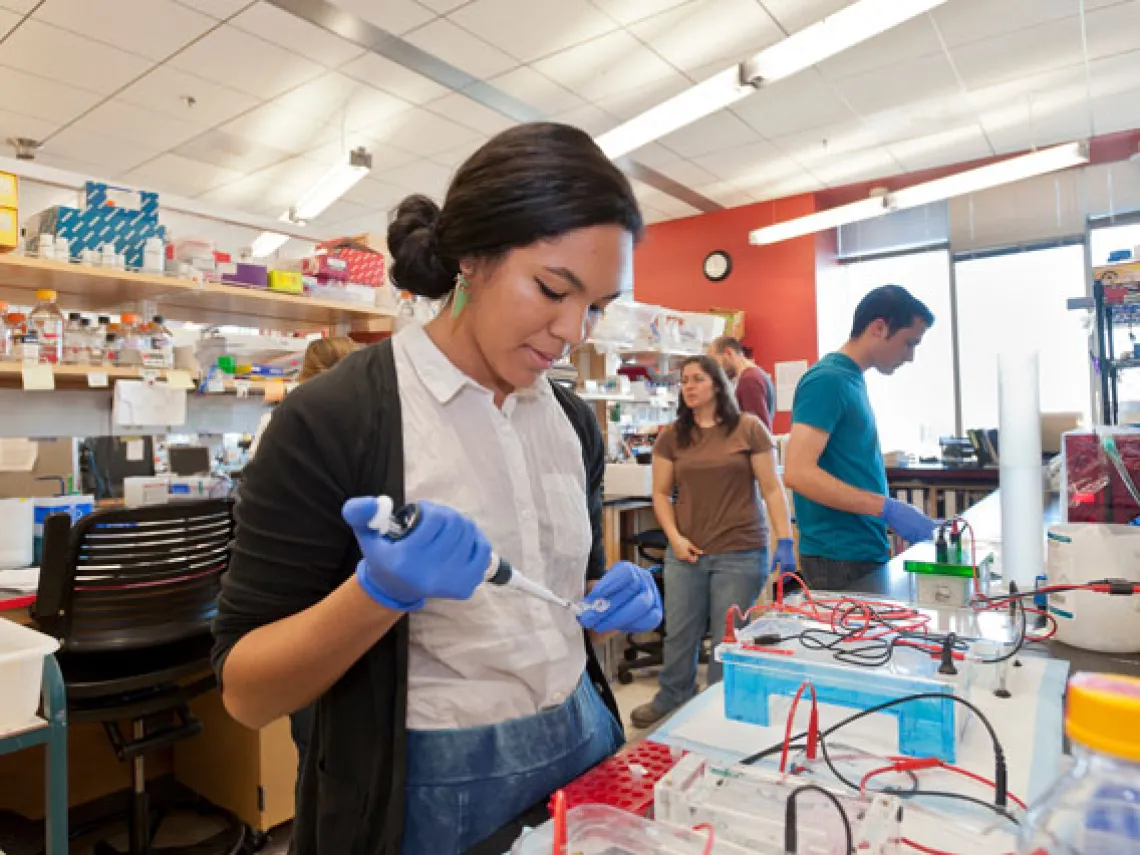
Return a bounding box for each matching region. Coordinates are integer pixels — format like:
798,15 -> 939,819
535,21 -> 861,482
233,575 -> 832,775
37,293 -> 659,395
342,498 -> 492,612
670,535 -> 703,563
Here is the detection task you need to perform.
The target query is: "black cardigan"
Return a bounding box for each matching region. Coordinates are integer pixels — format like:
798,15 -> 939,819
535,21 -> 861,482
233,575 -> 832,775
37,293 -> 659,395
211,338 -> 620,855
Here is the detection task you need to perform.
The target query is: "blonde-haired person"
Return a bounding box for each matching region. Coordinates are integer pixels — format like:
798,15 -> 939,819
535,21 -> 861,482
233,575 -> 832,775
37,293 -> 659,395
250,336 -> 357,455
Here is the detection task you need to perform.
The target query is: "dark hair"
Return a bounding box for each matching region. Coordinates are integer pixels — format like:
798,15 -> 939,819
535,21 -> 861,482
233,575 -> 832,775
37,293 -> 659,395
387,123 -> 644,299
850,284 -> 934,339
711,335 -> 745,355
674,355 -> 741,448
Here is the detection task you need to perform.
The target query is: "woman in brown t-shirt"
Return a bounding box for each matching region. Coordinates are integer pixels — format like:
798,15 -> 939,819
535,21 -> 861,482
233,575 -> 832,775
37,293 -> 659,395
630,355 -> 794,729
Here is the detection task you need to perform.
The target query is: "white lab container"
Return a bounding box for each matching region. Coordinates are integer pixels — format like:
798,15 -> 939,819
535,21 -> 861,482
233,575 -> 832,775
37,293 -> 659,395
604,462 -> 653,498
0,620 -> 59,732
0,498 -> 34,569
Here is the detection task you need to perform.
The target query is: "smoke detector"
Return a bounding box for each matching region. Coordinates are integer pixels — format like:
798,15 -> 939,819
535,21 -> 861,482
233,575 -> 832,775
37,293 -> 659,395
8,137 -> 41,160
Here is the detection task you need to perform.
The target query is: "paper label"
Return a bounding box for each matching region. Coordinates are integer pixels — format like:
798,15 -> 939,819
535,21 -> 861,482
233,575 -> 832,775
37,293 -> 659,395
21,362 -> 54,390
264,379 -> 286,403
87,371 -> 109,388
234,379 -> 251,399
125,439 -> 144,461
165,369 -> 194,390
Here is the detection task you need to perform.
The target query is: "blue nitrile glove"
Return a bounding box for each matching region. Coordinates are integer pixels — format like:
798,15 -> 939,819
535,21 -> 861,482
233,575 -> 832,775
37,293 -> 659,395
880,497 -> 939,544
578,561 -> 662,634
771,538 -> 796,576
342,497 -> 492,612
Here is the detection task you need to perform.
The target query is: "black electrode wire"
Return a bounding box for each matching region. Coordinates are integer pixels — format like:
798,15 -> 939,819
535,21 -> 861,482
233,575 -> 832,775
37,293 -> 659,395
784,784 -> 855,854
740,692 -> 1009,808
969,599 -> 1028,665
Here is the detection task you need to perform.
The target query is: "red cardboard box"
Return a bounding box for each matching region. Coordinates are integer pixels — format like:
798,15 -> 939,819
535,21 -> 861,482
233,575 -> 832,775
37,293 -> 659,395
318,236 -> 386,287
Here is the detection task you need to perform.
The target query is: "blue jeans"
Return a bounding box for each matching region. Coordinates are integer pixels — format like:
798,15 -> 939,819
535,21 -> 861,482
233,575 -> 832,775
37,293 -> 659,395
402,675 -> 623,854
653,547 -> 767,713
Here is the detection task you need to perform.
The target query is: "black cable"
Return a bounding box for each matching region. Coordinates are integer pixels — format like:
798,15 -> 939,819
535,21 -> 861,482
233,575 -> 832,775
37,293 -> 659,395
971,599 -> 1027,665
741,691 -> 1009,808
784,784 -> 854,854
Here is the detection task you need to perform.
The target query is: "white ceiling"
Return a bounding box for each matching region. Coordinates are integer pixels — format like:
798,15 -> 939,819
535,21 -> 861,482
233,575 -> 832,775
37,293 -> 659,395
0,0 -> 1136,247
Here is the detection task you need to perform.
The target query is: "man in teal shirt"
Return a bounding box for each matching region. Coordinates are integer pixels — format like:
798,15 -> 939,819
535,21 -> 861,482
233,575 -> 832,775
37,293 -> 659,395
785,285 -> 938,589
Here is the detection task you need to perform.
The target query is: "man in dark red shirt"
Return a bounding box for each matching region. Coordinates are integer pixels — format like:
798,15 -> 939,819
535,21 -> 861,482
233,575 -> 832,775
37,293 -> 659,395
709,336 -> 775,429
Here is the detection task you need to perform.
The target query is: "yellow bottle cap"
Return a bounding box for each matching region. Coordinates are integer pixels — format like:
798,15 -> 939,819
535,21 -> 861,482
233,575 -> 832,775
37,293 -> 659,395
35,289 -> 56,301
1066,672 -> 1140,761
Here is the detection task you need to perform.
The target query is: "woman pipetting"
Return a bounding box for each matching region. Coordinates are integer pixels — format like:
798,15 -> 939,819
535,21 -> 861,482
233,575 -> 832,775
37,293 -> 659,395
211,123 -> 662,855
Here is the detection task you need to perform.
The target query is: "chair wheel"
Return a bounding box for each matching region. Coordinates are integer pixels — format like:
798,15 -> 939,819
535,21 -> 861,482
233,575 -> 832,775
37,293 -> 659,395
617,668 -> 634,685
623,647 -> 639,662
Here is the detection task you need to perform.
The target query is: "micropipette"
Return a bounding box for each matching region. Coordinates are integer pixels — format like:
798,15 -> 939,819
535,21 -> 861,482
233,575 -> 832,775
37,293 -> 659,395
367,497 -> 609,616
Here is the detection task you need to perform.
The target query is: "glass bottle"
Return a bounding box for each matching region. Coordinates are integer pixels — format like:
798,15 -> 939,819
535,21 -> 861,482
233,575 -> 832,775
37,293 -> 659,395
1019,672 -> 1140,854
62,312 -> 85,365
28,289 -> 64,364
149,314 -> 174,369
116,313 -> 143,367
89,316 -> 110,366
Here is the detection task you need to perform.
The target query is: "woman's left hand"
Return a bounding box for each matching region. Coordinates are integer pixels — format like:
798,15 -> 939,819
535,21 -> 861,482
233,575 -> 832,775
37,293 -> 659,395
577,561 -> 662,634
770,537 -> 796,578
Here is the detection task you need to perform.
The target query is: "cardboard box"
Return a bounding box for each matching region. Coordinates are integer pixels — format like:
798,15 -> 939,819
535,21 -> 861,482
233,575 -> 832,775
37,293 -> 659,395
0,172 -> 17,209
268,269 -> 303,294
0,206 -> 17,251
708,306 -> 745,341
317,237 -> 386,286
23,204 -> 166,267
84,181 -> 159,217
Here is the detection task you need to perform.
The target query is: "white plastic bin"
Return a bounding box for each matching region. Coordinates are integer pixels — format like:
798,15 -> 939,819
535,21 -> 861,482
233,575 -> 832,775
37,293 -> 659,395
0,620 -> 59,732
0,498 -> 34,569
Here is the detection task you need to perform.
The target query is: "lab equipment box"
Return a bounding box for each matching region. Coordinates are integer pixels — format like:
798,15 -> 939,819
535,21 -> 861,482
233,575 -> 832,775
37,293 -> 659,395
511,804 -> 724,854
23,199 -> 165,267
1062,428 -> 1140,524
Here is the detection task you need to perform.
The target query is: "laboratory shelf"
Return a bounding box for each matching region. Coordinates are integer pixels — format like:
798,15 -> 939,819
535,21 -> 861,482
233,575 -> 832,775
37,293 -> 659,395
0,362 -> 278,396
0,255 -> 394,333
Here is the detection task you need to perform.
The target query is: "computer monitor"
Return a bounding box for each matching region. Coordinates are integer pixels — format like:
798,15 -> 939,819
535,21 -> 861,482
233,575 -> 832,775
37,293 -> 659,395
169,445 -> 211,476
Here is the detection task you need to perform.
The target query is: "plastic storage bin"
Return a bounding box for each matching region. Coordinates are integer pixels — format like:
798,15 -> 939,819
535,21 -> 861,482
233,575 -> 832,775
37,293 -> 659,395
33,495 -> 94,563
511,804 -> 721,854
0,620 -> 59,732
0,497 -> 34,569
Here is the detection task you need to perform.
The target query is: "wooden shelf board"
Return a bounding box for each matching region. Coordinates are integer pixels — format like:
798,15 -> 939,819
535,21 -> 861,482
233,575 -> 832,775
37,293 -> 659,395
0,255 -> 393,332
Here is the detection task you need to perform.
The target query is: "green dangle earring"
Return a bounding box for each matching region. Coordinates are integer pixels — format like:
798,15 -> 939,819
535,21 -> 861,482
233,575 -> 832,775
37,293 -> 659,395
451,272 -> 471,319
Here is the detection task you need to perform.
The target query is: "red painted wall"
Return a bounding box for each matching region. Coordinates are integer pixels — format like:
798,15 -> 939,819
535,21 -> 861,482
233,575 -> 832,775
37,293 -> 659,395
634,193 -> 819,433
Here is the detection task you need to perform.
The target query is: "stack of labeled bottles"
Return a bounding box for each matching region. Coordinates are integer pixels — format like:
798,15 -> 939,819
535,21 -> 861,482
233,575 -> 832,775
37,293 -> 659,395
0,290 -> 174,369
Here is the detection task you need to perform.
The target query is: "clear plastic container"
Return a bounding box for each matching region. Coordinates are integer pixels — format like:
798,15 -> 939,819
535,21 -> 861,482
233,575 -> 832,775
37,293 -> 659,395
62,312 -> 85,365
28,289 -> 64,364
1018,672 -> 1140,854
15,331 -> 40,363
146,314 -> 173,369
116,313 -> 144,367
89,316 -> 110,365
511,804 -> 722,854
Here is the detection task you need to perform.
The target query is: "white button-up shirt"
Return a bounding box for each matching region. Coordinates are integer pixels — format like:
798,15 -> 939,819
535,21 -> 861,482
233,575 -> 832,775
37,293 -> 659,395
394,324 -> 592,730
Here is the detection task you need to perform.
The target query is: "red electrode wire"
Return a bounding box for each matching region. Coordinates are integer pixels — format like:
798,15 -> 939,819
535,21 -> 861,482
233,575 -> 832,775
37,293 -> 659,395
780,681 -> 820,773
859,758 -> 1027,810
693,822 -> 715,855
551,789 -> 566,855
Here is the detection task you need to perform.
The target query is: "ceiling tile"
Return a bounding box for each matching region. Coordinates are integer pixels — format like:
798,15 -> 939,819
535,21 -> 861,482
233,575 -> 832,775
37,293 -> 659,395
488,66 -> 583,115
1090,48 -> 1140,100
33,0 -> 215,61
1093,86 -> 1140,136
659,109 -> 761,159
418,0 -> 468,11
834,53 -> 959,118
1085,1 -> 1140,61
69,99 -> 203,151
756,0 -> 848,34
810,147 -> 897,186
362,107 -> 484,156
168,24 -> 325,100
377,157 -> 454,199
0,0 -> 38,11
626,142 -> 683,170
173,129 -> 294,173
230,2 -> 366,67
198,155 -> 334,210
694,180 -> 759,208
640,205 -> 671,225
0,8 -> 20,35
551,103 -> 618,136
772,119 -> 882,160
34,151 -> 117,180
426,92 -> 514,134
304,134 -> 421,172
0,63 -> 102,124
43,126 -> 163,174
428,140 -> 484,169
0,18 -> 152,94
329,0 -> 435,36
590,0 -> 693,26
312,198 -> 374,227
171,0 -> 249,18
950,16 -> 1084,91
886,124 -> 993,172
733,70 -> 853,139
931,0 -> 1078,48
596,72 -> 692,121
340,51 -> 452,105
815,15 -> 943,81
338,177 -> 410,208
0,108 -> 62,148
271,73 -> 413,132
451,0 -> 617,63
742,168 -> 824,202
404,18 -> 517,78
534,31 -> 678,102
117,66 -> 258,127
984,108 -> 1090,156
647,157 -> 719,189
222,102 -> 331,154
126,153 -> 246,197
630,0 -> 783,74
690,139 -> 790,183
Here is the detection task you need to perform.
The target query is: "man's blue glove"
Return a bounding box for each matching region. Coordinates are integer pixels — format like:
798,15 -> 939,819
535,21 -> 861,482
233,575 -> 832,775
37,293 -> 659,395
578,561 -> 662,634
880,498 -> 939,544
770,537 -> 796,576
342,497 -> 492,612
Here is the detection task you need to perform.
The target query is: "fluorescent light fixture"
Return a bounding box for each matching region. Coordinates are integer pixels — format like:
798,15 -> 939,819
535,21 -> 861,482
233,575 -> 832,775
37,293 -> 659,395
741,0 -> 949,85
250,231 -> 290,258
748,142 -> 1090,245
596,0 -> 950,160
596,68 -> 754,160
291,146 -> 372,222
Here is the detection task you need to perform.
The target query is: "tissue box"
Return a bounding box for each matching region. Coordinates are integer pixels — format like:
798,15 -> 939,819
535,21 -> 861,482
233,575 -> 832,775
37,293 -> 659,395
84,181 -> 159,217
268,269 -> 304,294
23,205 -> 166,267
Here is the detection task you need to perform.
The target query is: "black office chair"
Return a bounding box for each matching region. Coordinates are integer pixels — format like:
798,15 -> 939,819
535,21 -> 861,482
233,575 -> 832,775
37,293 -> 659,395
616,528 -> 668,685
33,499 -> 251,855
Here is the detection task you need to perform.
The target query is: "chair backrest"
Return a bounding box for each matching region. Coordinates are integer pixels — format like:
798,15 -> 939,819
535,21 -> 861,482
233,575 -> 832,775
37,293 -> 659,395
35,499 -> 234,653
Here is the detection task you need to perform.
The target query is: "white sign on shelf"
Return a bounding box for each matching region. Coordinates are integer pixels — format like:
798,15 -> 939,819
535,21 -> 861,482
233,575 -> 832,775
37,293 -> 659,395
112,380 -> 187,428
86,371 -> 109,388
775,360 -> 809,413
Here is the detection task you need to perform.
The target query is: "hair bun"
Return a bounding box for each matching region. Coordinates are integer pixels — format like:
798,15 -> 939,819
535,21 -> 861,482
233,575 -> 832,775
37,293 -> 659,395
387,194 -> 457,299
